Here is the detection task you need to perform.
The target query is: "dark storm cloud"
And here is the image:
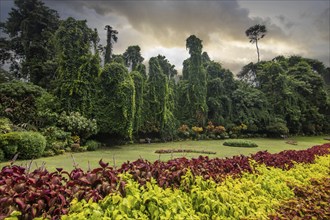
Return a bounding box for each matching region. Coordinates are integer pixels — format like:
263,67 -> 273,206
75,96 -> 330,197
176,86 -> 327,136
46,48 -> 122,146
62,0 -> 288,47
276,15 -> 295,29
314,7 -> 330,41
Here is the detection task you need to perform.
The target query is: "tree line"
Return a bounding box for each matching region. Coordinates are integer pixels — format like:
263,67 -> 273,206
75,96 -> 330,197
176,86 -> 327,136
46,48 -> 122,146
1,0 -> 329,144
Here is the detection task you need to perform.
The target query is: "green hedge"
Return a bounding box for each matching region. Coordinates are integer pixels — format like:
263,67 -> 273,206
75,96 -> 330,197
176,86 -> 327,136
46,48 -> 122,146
0,132 -> 46,160
223,140 -> 258,148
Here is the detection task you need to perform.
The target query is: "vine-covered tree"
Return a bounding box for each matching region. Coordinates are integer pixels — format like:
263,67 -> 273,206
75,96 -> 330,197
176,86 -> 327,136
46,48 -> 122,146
144,57 -> 177,140
54,17 -> 100,117
245,24 -> 267,62
96,63 -> 135,140
0,0 -> 60,87
156,55 -> 177,79
123,45 -> 144,71
185,35 -> 208,126
130,70 -> 145,135
104,25 -> 118,65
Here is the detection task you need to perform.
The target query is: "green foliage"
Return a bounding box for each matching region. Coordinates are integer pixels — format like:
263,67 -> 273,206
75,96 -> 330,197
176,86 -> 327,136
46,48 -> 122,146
123,45 -> 144,71
85,140 -> 101,151
1,0 -> 60,86
58,112 -> 98,142
183,35 -> 208,126
0,68 -> 14,83
144,57 -> 178,140
245,24 -> 267,62
237,56 -> 330,135
41,126 -> 72,154
54,17 -> 100,117
130,71 -> 145,135
266,118 -> 289,137
0,81 -> 58,128
96,63 -> 135,140
0,117 -> 12,134
0,131 -> 46,160
104,25 -> 118,65
223,140 -> 258,148
231,83 -> 270,131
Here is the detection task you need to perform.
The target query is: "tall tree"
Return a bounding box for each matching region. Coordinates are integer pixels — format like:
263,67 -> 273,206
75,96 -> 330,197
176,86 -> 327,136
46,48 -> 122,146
104,25 -> 118,65
144,57 -> 177,140
245,24 -> 267,62
123,45 -> 144,71
0,0 -> 60,87
206,61 -> 236,124
54,17 -> 100,117
96,63 -> 135,140
156,55 -> 177,79
185,35 -> 208,126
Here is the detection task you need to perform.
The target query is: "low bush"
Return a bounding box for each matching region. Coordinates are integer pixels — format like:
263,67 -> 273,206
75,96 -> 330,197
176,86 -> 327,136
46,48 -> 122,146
223,140 -> 258,148
0,131 -> 46,160
58,111 -> 98,142
85,140 -> 101,151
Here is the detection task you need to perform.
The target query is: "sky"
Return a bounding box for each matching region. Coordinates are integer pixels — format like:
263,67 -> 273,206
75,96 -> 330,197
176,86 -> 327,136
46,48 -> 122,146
1,0 -> 329,74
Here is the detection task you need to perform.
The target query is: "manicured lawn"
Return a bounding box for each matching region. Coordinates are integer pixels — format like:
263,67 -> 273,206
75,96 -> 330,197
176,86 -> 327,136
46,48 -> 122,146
1,136 -> 329,171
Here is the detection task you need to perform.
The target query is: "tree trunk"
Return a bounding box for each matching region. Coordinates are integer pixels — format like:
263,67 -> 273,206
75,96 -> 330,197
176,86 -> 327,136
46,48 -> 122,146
256,39 -> 260,62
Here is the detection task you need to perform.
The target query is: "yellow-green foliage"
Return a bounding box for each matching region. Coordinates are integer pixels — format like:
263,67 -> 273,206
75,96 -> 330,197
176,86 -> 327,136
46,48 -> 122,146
62,155 -> 330,220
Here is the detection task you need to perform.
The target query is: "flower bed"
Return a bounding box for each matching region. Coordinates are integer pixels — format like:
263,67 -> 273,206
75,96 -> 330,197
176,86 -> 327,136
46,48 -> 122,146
1,144 -> 329,219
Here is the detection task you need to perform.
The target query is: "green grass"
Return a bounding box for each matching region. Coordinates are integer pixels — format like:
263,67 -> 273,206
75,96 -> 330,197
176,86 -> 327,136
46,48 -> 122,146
1,136 -> 329,171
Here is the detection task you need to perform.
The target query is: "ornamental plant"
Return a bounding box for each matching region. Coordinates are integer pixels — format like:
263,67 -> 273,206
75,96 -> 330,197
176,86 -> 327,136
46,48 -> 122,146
177,124 -> 190,139
213,125 -> 226,135
206,121 -> 215,133
191,126 -> 203,134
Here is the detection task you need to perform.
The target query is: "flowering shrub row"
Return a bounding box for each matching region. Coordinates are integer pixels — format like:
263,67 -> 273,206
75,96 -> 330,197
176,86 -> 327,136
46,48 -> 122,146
177,121 -> 249,140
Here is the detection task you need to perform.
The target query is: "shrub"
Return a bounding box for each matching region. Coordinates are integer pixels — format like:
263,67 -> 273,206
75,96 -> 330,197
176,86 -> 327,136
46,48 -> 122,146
0,81 -> 59,128
178,124 -> 190,139
0,132 -> 46,159
42,149 -> 55,157
41,126 -> 72,154
266,119 -> 289,137
213,125 -> 226,134
223,140 -> 258,148
70,143 -> 80,152
191,126 -> 203,134
85,140 -> 101,151
58,111 -> 98,141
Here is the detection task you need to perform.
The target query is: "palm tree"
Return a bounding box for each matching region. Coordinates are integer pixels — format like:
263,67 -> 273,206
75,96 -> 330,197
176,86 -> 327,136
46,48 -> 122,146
245,24 -> 267,62
104,25 -> 118,65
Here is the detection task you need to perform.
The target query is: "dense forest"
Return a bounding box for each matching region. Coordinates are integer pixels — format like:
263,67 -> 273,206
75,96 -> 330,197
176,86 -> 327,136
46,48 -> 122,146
0,0 -> 329,158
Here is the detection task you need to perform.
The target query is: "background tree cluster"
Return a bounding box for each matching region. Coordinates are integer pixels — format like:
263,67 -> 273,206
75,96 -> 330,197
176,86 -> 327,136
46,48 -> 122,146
1,0 -> 329,147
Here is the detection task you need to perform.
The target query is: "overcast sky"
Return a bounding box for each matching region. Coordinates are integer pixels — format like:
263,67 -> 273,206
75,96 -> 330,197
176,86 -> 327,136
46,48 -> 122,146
1,0 -> 329,74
